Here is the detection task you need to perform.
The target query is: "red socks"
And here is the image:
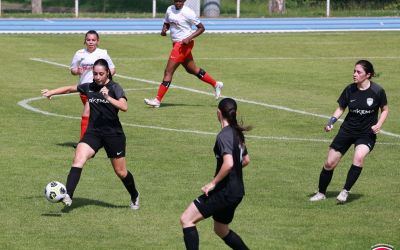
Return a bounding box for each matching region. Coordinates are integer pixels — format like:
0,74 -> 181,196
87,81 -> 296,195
156,84 -> 169,102
200,72 -> 217,87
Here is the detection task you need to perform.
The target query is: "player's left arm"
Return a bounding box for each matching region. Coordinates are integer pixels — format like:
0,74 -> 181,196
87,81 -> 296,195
201,154 -> 233,196
182,23 -> 205,44
100,87 -> 128,112
371,105 -> 389,134
242,154 -> 250,168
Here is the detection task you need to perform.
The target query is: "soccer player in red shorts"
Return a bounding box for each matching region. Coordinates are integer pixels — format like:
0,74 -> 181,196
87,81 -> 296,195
70,30 -> 116,140
144,0 -> 223,108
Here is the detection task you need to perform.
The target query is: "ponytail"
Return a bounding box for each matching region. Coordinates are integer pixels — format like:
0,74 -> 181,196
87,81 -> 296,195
218,98 -> 251,145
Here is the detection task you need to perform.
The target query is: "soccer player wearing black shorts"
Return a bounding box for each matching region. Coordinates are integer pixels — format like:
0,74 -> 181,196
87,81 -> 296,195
180,98 -> 251,250
310,60 -> 389,204
42,59 -> 140,209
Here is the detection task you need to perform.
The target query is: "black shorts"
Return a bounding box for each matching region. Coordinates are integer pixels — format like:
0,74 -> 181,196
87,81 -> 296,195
330,129 -> 376,155
194,191 -> 242,224
81,132 -> 126,158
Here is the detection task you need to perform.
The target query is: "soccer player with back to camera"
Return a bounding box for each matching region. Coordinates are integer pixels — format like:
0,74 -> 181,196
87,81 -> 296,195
41,59 -> 139,209
180,98 -> 251,250
144,0 -> 223,108
71,30 -> 116,141
310,60 -> 389,204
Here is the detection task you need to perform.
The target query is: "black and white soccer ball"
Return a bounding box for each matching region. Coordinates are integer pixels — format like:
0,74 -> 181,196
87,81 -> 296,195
44,181 -> 67,203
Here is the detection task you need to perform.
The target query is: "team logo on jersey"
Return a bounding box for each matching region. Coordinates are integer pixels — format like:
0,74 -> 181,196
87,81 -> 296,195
371,243 -> 394,250
367,98 -> 374,106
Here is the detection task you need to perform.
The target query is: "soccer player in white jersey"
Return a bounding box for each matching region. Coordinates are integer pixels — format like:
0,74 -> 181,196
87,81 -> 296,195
70,30 -> 116,140
144,0 -> 223,108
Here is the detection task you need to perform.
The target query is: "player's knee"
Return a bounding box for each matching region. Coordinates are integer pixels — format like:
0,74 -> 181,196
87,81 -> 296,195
114,168 -> 127,179
214,224 -> 229,238
72,154 -> 88,167
180,213 -> 189,227
324,160 -> 336,170
353,157 -> 364,167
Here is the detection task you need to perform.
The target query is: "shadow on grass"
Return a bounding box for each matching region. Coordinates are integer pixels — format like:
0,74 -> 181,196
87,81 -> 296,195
60,197 -> 129,213
308,191 -> 363,204
41,212 -> 63,217
56,142 -> 77,148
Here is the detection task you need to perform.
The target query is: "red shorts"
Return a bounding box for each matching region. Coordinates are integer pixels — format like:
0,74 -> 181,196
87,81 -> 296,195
79,94 -> 88,105
169,40 -> 194,63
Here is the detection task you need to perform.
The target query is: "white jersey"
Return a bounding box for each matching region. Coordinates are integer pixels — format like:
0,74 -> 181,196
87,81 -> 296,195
70,48 -> 115,84
164,5 -> 201,42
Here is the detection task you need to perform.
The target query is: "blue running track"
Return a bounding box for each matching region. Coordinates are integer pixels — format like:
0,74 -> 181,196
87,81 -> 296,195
1,17 -> 400,34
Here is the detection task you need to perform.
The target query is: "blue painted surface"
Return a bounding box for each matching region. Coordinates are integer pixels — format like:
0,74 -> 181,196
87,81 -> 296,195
0,17 -> 399,33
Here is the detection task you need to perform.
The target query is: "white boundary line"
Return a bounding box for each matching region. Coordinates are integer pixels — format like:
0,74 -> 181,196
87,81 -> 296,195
24,58 -> 400,142
17,94 -> 400,146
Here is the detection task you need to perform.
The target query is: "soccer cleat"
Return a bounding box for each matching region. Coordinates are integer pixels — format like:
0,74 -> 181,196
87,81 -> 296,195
336,189 -> 350,204
144,98 -> 160,108
214,81 -> 223,99
62,194 -> 72,207
309,192 -> 326,202
130,193 -> 140,210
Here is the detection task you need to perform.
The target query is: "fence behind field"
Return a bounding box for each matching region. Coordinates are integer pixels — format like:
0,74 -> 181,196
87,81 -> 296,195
1,0 -> 400,18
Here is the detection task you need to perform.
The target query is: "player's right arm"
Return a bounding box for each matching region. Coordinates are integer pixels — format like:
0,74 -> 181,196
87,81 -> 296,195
70,52 -> 84,76
161,22 -> 170,36
325,106 -> 344,132
41,85 -> 78,99
71,67 -> 83,76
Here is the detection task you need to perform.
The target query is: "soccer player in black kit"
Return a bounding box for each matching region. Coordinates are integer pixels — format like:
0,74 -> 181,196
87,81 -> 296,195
41,59 -> 140,209
310,60 -> 389,204
180,98 -> 251,250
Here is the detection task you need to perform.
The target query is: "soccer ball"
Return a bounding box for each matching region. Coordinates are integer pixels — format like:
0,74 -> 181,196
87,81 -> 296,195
44,181 -> 67,203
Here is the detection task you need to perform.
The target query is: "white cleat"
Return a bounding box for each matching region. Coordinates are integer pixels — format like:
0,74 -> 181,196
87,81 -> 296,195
144,98 -> 160,108
214,81 -> 223,99
62,194 -> 72,207
130,193 -> 140,210
309,192 -> 326,202
336,189 -> 349,204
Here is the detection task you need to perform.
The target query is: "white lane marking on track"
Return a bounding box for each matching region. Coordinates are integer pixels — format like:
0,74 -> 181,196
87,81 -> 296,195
29,58 -> 400,139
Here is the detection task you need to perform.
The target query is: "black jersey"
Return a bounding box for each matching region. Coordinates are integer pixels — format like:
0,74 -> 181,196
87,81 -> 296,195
77,80 -> 127,135
213,126 -> 248,198
337,82 -> 387,135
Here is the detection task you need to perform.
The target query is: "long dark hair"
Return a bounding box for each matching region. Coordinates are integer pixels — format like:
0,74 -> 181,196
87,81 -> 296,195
356,59 -> 375,79
93,59 -> 112,80
218,98 -> 251,145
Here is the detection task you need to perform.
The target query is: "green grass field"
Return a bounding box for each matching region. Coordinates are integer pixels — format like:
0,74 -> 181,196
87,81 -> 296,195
0,32 -> 399,249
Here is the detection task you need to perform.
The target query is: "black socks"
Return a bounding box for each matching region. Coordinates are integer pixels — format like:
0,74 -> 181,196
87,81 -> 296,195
183,226 -> 199,250
222,230 -> 249,250
318,167 -> 334,194
66,167 -> 82,198
121,171 -> 139,201
344,164 -> 362,191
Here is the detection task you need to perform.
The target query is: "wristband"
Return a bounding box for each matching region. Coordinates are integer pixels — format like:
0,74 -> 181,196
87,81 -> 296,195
327,116 -> 337,126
